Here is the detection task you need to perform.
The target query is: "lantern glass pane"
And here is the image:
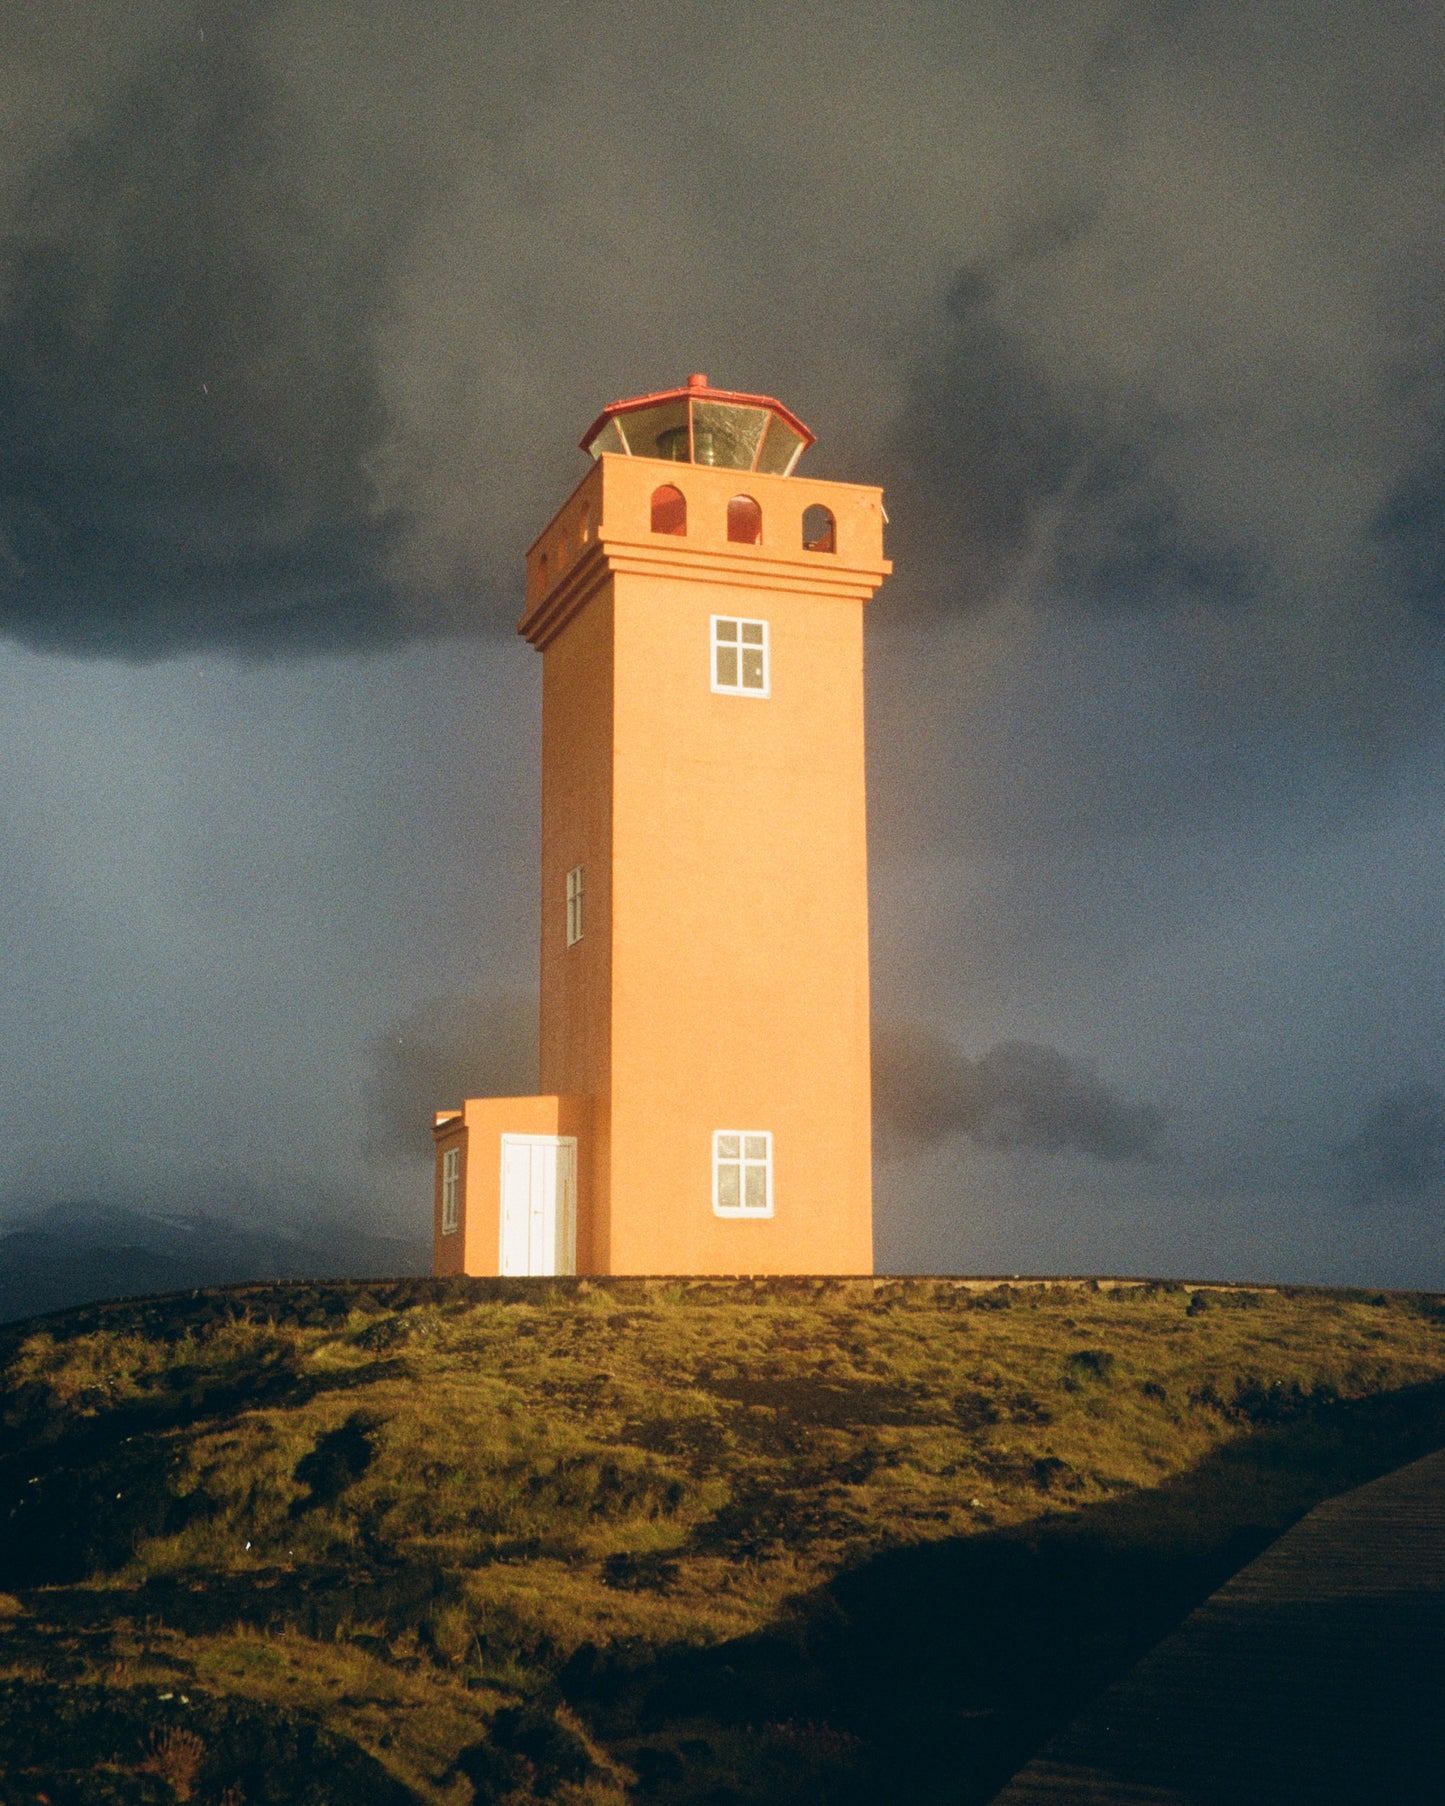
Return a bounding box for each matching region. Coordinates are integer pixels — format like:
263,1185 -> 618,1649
755,414 -> 805,475
690,401 -> 768,470
622,401 -> 689,461
585,418 -> 628,458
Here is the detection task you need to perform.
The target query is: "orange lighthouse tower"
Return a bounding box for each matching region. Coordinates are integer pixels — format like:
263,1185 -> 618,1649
432,375 -> 890,1276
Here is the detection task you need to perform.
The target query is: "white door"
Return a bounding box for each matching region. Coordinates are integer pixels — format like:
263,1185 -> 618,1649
499,1135 -> 577,1277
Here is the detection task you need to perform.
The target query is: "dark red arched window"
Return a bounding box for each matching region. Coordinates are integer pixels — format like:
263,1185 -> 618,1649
651,484 -> 687,535
802,504 -> 835,553
727,495 -> 762,545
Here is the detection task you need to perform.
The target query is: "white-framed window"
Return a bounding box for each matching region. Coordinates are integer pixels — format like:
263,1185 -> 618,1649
566,863 -> 584,946
713,1130 -> 773,1217
441,1146 -> 460,1234
712,616 -> 769,696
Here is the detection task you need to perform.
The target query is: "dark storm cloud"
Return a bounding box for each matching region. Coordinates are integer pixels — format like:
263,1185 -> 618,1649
1338,1082 -> 1445,1206
365,992 -> 538,1159
894,259 -> 1259,617
1373,402 -> 1445,629
881,2 -> 1445,716
872,1024 -> 1163,1162
0,7 -> 423,656
2,2 -> 1445,676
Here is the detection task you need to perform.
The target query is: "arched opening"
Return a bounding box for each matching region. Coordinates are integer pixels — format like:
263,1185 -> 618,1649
727,495 -> 762,545
578,503 -> 591,546
802,504 -> 835,553
651,484 -> 687,535
537,553 -> 549,594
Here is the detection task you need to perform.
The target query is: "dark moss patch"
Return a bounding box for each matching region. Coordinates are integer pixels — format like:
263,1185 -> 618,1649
291,1410 -> 380,1511
454,1703 -> 594,1800
696,1374 -> 937,1432
1032,1455 -> 1084,1492
602,1551 -> 682,1594
0,1681 -> 417,1803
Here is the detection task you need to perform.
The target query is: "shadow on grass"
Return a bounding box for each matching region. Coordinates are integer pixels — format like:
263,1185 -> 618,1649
989,1584 -> 1445,1805
559,1379 -> 1445,1806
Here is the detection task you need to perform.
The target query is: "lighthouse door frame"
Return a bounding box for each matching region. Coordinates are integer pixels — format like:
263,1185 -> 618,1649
499,1134 -> 577,1277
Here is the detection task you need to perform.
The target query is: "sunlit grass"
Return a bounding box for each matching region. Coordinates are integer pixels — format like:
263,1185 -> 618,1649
1,1277 -> 1442,1800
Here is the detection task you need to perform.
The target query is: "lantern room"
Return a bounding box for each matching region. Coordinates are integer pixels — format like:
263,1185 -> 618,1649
579,372 -> 814,475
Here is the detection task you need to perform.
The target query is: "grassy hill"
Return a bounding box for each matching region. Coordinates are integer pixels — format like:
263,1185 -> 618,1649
2,1274 -> 1444,1804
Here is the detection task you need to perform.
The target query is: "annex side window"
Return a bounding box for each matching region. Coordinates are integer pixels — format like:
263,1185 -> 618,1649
566,864 -> 584,946
712,617 -> 769,696
713,1131 -> 773,1217
441,1147 -> 461,1234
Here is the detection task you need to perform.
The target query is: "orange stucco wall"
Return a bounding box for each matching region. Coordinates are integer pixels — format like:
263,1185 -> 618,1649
606,567 -> 872,1272
536,582 -> 613,1276
432,1113 -> 467,1276
517,454 -> 889,1275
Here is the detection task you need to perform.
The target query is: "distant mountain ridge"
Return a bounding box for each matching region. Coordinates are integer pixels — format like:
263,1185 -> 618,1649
0,1200 -> 429,1324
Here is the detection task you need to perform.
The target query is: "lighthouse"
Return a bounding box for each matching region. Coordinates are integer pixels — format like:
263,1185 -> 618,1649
432,375 -> 891,1277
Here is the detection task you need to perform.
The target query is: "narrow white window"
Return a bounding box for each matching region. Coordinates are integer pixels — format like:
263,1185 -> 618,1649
566,863 -> 584,946
441,1146 -> 460,1234
712,617 -> 769,696
713,1130 -> 773,1217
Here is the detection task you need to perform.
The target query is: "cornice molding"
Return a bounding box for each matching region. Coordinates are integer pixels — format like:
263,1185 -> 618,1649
518,536 -> 891,650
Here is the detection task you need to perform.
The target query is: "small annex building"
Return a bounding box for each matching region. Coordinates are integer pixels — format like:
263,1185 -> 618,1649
432,375 -> 890,1277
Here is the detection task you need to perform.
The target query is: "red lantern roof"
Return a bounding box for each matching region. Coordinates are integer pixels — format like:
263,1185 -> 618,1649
579,373 -> 816,476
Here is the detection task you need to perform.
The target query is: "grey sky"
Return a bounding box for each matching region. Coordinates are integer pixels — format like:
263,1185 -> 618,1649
2,1 -> 1445,1281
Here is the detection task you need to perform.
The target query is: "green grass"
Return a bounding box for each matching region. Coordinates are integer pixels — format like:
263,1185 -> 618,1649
2,1274 -> 1444,1803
